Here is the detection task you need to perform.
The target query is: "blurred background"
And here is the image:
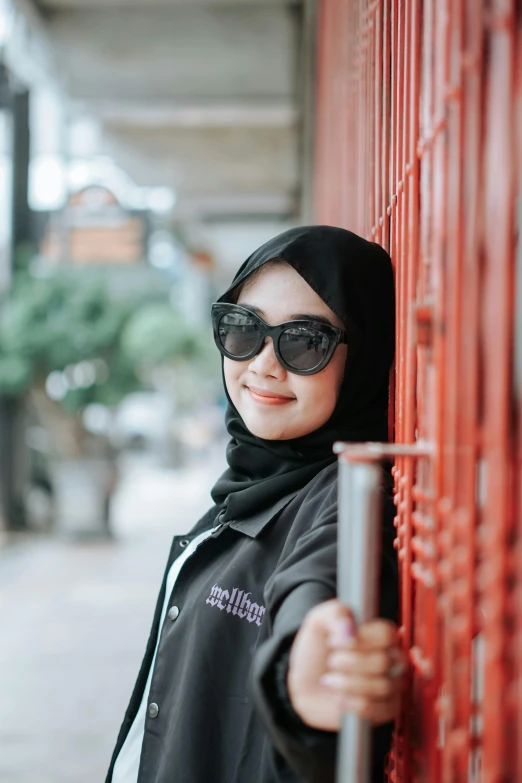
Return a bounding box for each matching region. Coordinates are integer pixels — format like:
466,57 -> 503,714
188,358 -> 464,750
0,0 -> 315,780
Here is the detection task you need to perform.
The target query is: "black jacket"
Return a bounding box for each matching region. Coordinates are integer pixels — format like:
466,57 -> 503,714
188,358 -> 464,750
106,463 -> 398,783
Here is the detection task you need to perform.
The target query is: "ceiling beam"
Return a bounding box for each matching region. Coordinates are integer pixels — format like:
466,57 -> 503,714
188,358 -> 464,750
84,100 -> 298,129
36,0 -> 301,8
174,192 -> 297,220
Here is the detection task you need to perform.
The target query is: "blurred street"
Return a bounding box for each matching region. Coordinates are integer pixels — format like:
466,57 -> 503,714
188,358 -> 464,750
0,447 -> 226,783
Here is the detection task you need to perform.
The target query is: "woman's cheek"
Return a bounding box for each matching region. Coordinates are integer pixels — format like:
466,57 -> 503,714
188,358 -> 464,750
223,359 -> 242,408
294,376 -> 338,433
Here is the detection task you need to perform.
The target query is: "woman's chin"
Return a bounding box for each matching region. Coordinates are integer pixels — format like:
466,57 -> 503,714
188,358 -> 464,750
241,411 -> 291,441
242,413 -> 313,441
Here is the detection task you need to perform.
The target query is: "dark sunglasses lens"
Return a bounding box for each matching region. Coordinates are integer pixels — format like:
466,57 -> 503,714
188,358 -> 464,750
279,326 -> 331,371
218,311 -> 261,358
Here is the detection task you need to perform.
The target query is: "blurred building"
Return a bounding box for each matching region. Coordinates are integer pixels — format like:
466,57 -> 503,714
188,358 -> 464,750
0,0 -> 316,529
1,0 -> 315,268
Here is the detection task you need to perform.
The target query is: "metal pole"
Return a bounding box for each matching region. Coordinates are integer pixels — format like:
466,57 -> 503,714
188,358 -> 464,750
336,456 -> 383,783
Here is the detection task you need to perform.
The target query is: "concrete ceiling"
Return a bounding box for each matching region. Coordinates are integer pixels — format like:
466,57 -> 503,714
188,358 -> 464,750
38,0 -> 297,6
33,0 -> 308,223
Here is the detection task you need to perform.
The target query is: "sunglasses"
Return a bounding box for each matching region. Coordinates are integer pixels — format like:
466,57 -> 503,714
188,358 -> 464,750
211,303 -> 347,376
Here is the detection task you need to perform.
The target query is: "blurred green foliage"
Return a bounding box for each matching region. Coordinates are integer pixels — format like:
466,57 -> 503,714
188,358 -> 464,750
0,271 -> 217,411
121,304 -> 198,367
121,302 -> 222,407
0,272 -> 134,406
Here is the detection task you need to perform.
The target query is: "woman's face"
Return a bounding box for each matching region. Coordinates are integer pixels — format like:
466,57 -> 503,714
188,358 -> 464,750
224,262 -> 347,441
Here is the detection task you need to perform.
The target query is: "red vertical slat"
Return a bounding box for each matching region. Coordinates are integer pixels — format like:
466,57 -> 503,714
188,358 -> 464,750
514,14 -> 522,783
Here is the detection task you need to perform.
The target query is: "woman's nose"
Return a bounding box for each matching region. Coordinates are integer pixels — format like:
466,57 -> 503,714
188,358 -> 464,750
248,337 -> 285,378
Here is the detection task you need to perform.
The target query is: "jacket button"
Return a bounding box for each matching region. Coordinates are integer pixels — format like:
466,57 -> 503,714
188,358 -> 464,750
168,606 -> 180,621
148,703 -> 159,719
179,539 -> 190,548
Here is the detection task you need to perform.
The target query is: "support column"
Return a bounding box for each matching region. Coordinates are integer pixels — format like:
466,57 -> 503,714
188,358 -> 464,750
0,79 -> 31,531
298,0 -> 318,223
11,88 -> 31,260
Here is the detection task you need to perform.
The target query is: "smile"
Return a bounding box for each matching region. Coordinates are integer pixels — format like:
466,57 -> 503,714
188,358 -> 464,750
246,386 -> 295,406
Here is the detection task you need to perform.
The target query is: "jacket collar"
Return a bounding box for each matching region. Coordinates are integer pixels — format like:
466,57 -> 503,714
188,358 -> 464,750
229,490 -> 298,539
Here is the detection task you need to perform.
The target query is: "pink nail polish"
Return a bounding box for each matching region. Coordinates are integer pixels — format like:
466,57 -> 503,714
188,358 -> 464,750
345,619 -> 357,638
330,618 -> 357,646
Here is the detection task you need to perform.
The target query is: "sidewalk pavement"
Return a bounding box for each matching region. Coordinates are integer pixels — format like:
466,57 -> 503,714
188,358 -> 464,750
0,449 -> 225,783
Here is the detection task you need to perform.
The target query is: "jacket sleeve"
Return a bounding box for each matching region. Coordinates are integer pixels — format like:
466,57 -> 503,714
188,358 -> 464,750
251,479 -> 398,783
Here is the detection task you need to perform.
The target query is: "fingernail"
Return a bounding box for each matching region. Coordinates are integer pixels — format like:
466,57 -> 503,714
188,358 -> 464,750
329,619 -> 356,647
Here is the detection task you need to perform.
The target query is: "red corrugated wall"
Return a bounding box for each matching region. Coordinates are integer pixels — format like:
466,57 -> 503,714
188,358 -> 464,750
314,1 -> 521,780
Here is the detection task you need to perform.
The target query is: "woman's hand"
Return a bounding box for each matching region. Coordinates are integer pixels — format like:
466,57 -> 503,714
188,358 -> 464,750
287,599 -> 404,731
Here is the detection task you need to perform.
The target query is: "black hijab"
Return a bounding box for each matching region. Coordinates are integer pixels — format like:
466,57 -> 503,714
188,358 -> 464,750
211,225 -> 395,521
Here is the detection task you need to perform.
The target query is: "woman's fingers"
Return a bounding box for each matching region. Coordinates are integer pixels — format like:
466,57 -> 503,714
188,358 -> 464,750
329,618 -> 398,651
287,600 -> 403,731
357,619 -> 398,648
305,599 -> 357,643
304,600 -> 398,654
327,648 -> 395,677
320,672 -> 399,700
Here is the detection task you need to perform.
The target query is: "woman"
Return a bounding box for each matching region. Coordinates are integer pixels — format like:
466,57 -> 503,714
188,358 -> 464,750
107,226 -> 402,783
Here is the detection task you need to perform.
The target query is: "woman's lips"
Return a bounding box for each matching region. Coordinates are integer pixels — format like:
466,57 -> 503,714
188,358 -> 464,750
246,386 -> 295,406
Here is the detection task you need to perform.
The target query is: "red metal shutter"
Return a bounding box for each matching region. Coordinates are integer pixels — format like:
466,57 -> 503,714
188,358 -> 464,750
314,1 -> 520,780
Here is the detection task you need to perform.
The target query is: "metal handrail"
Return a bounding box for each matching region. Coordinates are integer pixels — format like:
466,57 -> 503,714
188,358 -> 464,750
335,442 -> 432,783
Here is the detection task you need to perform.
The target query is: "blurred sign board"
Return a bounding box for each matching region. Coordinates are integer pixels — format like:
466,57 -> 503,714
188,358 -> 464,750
41,186 -> 147,266
191,250 -> 214,270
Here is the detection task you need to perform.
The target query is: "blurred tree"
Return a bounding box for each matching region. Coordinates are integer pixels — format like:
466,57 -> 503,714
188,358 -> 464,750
121,303 -> 197,368
0,271 -> 221,457
121,302 -> 221,409
0,272 -> 135,406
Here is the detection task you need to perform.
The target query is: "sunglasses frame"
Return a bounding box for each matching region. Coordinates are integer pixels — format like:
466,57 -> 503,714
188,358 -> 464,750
211,302 -> 347,376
